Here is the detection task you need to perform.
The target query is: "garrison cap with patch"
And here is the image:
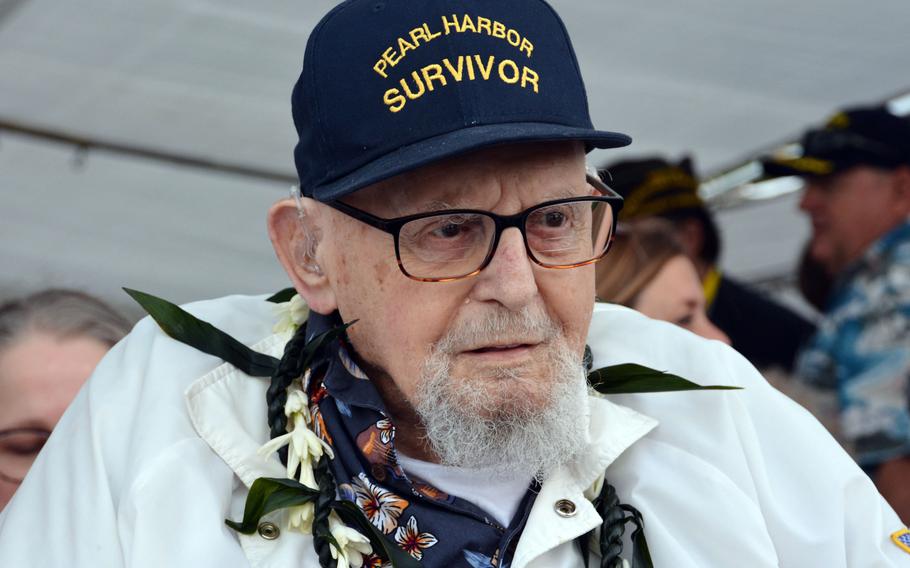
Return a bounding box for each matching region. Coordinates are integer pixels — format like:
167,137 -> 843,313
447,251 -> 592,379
291,0 -> 632,202
599,156 -> 704,221
762,106 -> 910,178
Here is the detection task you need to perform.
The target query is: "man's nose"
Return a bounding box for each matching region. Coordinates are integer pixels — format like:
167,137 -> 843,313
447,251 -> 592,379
799,182 -> 822,213
469,227 -> 538,310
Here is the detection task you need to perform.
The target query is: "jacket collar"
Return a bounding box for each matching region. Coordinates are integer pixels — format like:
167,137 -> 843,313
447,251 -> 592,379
185,331 -> 293,487
512,395 -> 657,566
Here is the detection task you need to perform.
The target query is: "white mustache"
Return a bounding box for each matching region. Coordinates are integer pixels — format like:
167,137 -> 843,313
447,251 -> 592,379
433,305 -> 559,355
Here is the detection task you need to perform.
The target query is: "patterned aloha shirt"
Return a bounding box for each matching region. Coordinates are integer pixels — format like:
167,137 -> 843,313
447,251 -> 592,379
305,310 -> 539,568
795,221 -> 910,468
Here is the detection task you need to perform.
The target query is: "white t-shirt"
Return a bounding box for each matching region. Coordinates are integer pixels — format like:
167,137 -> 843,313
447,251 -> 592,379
397,453 -> 532,527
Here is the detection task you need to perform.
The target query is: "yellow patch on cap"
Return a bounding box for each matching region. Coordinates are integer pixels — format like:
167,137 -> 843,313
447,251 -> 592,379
771,157 -> 834,176
892,528 -> 910,554
826,111 -> 850,130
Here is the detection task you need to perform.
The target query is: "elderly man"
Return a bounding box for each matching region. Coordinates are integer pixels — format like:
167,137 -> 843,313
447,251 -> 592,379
1,1 -> 907,566
763,106 -> 910,523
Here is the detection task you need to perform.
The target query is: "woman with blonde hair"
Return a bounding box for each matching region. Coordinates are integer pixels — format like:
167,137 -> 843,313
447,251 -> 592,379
596,218 -> 730,343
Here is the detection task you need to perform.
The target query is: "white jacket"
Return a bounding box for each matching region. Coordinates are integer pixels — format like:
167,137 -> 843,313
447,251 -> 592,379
0,295 -> 906,567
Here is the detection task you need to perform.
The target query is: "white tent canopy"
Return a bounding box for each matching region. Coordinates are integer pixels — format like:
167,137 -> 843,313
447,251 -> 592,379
2,0 -> 909,316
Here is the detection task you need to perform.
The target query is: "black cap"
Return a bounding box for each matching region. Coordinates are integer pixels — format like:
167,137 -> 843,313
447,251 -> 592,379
600,156 -> 704,221
291,0 -> 631,202
762,106 -> 910,178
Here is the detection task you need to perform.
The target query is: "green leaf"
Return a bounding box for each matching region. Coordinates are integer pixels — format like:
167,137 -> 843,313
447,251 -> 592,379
331,500 -> 422,568
314,527 -> 341,558
631,523 -> 654,568
225,477 -> 319,534
299,321 -> 357,373
124,288 -> 280,377
267,288 -> 298,303
588,363 -> 741,395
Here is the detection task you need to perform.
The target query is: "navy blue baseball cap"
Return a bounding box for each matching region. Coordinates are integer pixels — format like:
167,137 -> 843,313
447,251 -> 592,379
762,106 -> 910,178
600,156 -> 705,221
292,0 -> 632,202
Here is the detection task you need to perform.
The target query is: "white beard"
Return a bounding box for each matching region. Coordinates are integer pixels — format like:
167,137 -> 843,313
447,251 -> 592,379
414,305 -> 591,481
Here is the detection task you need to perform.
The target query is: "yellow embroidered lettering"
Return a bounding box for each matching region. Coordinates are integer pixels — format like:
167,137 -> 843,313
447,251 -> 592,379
374,59 -> 389,79
424,22 -> 442,40
409,26 -> 429,46
421,64 -> 447,91
474,55 -> 495,80
476,17 -> 492,36
521,66 -> 539,93
460,14 -> 477,33
498,59 -> 520,84
442,57 -> 465,82
397,36 -> 416,57
442,14 -> 461,35
400,71 -> 426,100
384,88 -> 407,113
382,47 -> 401,66
465,54 -> 476,80
506,29 -> 521,47
519,38 -> 534,58
492,21 -> 506,39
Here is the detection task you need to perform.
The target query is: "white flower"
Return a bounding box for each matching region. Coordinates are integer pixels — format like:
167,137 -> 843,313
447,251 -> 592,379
284,388 -> 311,421
257,409 -> 327,537
291,414 -> 335,478
584,472 -> 605,501
257,383 -> 334,530
328,511 -> 373,568
288,502 -> 315,534
273,294 -> 310,334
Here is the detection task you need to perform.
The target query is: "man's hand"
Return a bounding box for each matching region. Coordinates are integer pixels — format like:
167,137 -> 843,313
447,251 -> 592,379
875,456 -> 910,525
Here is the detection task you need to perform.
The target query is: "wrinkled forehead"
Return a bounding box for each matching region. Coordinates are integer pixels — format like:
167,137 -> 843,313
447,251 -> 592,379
344,141 -> 588,215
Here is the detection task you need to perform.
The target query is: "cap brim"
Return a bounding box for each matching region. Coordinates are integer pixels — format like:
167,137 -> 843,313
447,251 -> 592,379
761,156 -> 836,178
311,122 -> 632,202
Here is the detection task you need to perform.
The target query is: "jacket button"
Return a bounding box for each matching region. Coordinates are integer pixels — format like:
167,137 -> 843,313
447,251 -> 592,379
258,522 -> 280,540
554,499 -> 577,517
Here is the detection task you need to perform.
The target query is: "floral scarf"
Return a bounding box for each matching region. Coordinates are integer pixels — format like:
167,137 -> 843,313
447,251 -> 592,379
305,310 -> 537,568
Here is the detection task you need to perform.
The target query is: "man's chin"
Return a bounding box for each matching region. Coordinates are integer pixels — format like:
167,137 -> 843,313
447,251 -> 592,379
809,238 -> 833,264
448,364 -> 554,415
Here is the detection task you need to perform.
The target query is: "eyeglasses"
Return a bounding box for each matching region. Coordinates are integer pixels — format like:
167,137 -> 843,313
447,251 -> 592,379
325,174 -> 623,282
0,428 -> 51,485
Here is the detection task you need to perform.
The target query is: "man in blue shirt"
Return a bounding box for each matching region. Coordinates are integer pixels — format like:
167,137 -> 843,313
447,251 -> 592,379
763,106 -> 910,522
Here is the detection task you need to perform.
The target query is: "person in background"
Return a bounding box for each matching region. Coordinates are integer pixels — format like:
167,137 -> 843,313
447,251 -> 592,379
596,218 -> 730,344
0,289 -> 130,511
762,105 -> 910,523
599,156 -> 816,372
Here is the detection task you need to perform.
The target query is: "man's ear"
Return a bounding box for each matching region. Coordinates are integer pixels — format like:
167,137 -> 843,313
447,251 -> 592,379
267,197 -> 338,315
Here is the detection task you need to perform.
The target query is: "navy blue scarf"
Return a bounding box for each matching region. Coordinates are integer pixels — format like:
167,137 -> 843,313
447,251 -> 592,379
305,311 -> 538,568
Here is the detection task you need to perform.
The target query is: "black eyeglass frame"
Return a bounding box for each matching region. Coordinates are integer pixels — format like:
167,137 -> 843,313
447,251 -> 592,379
325,174 -> 624,282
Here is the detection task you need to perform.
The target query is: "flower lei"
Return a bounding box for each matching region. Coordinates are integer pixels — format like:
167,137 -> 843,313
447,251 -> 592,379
256,295 -> 373,566
125,287 -> 740,568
